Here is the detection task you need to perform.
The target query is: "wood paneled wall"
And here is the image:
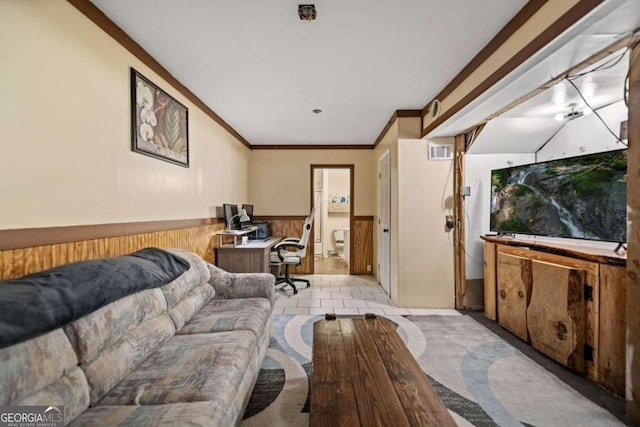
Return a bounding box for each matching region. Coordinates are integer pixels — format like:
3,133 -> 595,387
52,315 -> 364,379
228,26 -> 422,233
257,216 -> 374,276
0,215 -> 375,281
257,216 -> 312,274
352,217 -> 374,275
0,222 -> 224,281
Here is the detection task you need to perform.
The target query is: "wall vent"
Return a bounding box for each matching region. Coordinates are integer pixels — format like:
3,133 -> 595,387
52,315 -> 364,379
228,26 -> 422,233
428,143 -> 453,160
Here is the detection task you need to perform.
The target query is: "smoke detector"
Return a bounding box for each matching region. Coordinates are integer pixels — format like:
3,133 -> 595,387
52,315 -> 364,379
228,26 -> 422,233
298,4 -> 317,21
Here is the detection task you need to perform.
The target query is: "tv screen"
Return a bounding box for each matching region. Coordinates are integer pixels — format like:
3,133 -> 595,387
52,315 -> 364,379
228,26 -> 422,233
490,149 -> 627,242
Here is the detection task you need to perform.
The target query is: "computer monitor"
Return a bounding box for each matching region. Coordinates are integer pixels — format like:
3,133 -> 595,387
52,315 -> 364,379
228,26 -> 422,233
241,204 -> 254,221
223,203 -> 239,229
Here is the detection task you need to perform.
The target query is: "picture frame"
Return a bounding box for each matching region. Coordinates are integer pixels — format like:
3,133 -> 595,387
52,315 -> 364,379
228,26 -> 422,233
131,68 -> 189,167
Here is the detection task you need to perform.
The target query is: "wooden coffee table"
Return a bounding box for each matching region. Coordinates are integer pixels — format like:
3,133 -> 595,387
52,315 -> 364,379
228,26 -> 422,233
311,314 -> 455,427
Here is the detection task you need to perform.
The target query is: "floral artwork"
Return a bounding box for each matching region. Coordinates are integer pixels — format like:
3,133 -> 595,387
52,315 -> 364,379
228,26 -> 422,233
131,68 -> 189,167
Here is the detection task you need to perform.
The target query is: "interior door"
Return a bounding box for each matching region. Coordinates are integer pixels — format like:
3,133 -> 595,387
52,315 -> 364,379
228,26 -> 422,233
314,189 -> 323,255
378,150 -> 391,294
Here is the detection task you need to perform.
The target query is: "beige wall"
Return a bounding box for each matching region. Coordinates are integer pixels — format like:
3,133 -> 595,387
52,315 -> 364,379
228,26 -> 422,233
397,138 -> 455,307
372,117 -> 455,307
248,150 -> 375,216
0,1 -> 249,229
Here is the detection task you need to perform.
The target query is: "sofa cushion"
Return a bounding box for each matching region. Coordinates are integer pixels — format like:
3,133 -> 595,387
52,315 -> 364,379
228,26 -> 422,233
0,247 -> 189,349
64,288 -> 168,364
98,331 -> 257,407
161,250 -> 215,330
69,402 -> 232,427
178,298 -> 272,340
0,328 -> 90,424
64,287 -> 176,405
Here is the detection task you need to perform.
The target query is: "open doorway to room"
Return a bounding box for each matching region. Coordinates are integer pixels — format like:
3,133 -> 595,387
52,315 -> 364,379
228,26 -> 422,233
311,165 -> 354,275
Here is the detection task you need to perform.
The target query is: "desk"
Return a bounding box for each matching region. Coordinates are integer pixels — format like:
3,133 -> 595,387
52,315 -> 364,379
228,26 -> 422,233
216,227 -> 258,247
215,237 -> 283,273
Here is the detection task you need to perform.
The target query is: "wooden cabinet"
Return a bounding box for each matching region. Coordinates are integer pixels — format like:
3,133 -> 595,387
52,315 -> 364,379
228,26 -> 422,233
482,236 -> 626,396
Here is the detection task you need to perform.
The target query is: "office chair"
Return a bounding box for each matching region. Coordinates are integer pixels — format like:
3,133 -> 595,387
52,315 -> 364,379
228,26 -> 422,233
270,207 -> 315,294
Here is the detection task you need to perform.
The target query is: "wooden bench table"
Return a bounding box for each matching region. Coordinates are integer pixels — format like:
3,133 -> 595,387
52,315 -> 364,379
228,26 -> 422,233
311,314 -> 455,427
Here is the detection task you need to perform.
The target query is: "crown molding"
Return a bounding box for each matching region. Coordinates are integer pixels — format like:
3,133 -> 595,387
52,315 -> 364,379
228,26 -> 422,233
372,109 -> 421,147
421,0 -> 548,117
421,0 -> 603,138
251,144 -> 374,150
67,0 -> 252,149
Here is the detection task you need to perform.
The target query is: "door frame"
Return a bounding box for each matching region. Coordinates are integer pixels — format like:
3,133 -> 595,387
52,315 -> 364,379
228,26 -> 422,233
309,164 -> 355,274
377,149 -> 391,294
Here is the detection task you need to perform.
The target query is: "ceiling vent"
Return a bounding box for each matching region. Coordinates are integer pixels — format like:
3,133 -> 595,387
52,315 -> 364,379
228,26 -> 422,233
427,99 -> 441,119
428,143 -> 453,161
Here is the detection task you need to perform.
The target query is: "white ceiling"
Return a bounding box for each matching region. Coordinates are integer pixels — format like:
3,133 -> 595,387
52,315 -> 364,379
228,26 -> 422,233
468,47 -> 631,154
90,0 -> 527,146
430,0 -> 640,143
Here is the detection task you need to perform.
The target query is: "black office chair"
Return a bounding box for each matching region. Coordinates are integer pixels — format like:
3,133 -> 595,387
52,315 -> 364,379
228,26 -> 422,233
270,207 -> 314,294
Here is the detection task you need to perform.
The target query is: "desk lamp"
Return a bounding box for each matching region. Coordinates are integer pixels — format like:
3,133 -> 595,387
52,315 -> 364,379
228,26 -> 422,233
228,209 -> 250,230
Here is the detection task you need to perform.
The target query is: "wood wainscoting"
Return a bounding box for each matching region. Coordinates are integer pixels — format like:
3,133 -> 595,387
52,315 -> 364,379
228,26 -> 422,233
257,215 -> 374,276
256,216 -> 311,275
0,215 -> 375,280
0,219 -> 225,281
352,216 -> 373,275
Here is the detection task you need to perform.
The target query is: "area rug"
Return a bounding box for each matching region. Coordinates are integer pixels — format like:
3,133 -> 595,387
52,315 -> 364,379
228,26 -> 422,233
241,314 -> 624,426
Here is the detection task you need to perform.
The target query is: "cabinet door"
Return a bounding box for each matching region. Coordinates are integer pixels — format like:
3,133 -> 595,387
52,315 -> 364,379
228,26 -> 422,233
527,261 -> 588,373
484,243 -> 497,321
598,264 -> 626,395
496,250 -> 532,341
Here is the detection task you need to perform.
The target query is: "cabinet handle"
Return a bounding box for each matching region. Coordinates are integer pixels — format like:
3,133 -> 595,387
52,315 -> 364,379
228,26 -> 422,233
500,290 -> 506,299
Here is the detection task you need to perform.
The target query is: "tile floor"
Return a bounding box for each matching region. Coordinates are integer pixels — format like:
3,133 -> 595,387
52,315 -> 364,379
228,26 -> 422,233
273,274 -> 460,316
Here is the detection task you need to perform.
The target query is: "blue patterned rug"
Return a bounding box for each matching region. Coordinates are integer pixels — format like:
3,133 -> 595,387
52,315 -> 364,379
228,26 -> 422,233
241,314 -> 624,426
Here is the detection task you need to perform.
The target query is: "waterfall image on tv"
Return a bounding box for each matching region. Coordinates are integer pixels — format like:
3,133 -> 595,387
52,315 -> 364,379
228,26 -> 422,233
490,149 -> 627,242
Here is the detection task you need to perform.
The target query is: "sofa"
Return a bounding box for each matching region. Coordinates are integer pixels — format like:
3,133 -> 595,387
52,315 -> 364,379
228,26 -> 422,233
0,248 -> 275,426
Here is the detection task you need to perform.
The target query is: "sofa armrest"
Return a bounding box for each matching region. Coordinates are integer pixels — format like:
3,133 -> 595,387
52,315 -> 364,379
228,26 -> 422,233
206,263 -> 275,306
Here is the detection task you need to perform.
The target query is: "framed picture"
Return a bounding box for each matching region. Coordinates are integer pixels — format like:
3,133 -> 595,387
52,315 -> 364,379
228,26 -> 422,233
131,68 -> 189,167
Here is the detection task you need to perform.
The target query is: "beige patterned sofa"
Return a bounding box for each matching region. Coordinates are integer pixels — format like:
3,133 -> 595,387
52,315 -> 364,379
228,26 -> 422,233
0,249 -> 274,426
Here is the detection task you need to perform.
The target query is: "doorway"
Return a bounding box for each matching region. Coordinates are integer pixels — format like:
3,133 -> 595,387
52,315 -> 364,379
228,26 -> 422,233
310,165 -> 354,275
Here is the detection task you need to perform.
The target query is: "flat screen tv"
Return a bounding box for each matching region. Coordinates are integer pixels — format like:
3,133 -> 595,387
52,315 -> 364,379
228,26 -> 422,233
490,149 -> 627,243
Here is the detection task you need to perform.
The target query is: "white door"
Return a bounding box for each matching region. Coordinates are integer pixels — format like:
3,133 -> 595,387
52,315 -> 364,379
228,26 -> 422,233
314,189 -> 323,255
378,150 -> 391,294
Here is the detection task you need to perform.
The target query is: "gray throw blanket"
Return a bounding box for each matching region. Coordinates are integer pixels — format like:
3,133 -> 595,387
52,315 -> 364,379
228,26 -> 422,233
0,247 -> 190,349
